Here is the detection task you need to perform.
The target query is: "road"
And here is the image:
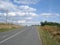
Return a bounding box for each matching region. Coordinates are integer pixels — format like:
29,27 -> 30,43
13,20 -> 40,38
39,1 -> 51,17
0,26 -> 42,45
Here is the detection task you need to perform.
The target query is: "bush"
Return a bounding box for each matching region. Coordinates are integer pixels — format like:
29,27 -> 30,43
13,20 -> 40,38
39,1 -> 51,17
40,21 -> 60,27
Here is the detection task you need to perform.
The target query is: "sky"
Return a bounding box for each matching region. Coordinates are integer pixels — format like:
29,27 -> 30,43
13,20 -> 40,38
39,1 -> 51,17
0,0 -> 60,25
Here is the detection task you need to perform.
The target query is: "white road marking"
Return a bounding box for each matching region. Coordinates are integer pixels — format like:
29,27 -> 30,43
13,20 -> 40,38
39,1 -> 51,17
0,30 -> 26,44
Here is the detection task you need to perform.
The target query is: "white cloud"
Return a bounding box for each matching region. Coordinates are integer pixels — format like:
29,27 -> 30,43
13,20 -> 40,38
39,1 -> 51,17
40,13 -> 52,16
8,12 -> 16,16
1,12 -> 37,17
0,1 -> 37,12
29,13 -> 37,16
17,20 -> 26,23
0,1 -> 17,11
3,13 -> 6,16
16,12 -> 26,16
26,21 -> 40,24
0,0 -> 39,25
19,5 -> 37,12
0,13 -> 1,15
25,17 -> 33,20
1,12 -> 16,16
0,0 -> 37,17
40,13 -> 60,17
55,13 -> 60,16
0,13 -> 6,16
13,0 -> 40,4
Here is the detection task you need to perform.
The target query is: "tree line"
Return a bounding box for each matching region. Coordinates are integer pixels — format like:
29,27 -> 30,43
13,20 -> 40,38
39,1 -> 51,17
40,21 -> 60,27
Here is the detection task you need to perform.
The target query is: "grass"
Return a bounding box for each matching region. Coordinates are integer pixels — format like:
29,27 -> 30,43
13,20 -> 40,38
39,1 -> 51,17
37,26 -> 60,45
0,28 -> 14,32
0,23 -> 23,32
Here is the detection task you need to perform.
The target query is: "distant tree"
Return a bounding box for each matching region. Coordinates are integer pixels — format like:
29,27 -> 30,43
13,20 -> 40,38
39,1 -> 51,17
40,21 -> 60,27
40,22 -> 45,26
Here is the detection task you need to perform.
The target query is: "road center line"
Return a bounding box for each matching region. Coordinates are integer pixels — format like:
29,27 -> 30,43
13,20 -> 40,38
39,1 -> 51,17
0,30 -> 26,44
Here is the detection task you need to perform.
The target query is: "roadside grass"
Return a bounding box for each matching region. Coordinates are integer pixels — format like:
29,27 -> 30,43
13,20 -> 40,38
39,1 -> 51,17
0,28 -> 14,32
0,23 -> 23,32
37,26 -> 60,45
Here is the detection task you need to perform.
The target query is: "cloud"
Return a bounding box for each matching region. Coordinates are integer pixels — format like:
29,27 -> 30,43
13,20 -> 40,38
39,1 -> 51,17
19,5 -> 37,12
40,13 -> 60,17
1,12 -> 37,17
0,12 -> 16,16
17,21 -> 40,25
40,13 -> 52,16
17,20 -> 26,23
8,20 -> 26,23
55,13 -> 60,16
13,0 -> 40,4
0,1 -> 16,11
26,21 -> 40,24
0,0 -> 37,17
0,0 -> 38,25
25,17 -> 33,20
3,13 -> 6,16
0,1 -> 37,17
29,13 -> 37,17
8,12 -> 16,16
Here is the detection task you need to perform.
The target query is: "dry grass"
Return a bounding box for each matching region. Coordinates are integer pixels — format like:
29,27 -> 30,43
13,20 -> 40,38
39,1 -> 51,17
38,26 -> 60,45
0,23 -> 23,32
41,25 -> 60,43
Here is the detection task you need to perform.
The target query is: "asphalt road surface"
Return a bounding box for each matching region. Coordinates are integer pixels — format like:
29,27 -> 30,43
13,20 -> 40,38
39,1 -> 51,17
0,26 -> 42,45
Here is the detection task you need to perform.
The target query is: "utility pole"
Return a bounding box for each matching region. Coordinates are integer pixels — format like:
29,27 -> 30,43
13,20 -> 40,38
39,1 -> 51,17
5,10 -> 9,24
0,9 -> 9,24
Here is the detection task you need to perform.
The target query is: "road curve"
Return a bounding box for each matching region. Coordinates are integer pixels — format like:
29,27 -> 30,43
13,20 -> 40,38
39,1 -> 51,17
0,26 -> 42,45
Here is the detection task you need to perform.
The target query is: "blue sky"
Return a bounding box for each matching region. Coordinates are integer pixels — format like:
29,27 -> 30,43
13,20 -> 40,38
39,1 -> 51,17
0,0 -> 60,25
